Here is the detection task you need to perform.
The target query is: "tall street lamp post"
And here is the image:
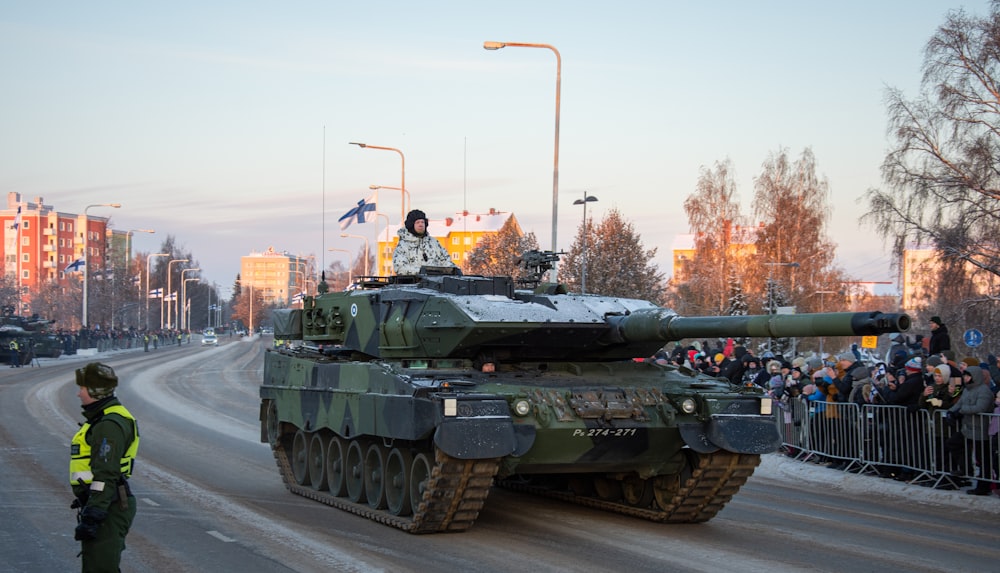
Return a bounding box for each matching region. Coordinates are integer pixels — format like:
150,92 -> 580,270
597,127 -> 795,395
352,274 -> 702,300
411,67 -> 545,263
125,229 -> 154,328
350,142 -> 406,225
145,253 -> 168,331
763,261 -> 800,352
182,277 -> 200,331
369,184 -> 410,223
484,40 -> 562,281
180,268 -> 200,330
165,258 -> 189,329
82,203 -> 121,328
573,192 -> 598,293
341,233 -> 370,276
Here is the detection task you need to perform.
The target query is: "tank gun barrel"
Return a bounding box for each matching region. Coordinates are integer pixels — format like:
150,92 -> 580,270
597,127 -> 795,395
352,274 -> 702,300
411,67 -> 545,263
605,310 -> 910,344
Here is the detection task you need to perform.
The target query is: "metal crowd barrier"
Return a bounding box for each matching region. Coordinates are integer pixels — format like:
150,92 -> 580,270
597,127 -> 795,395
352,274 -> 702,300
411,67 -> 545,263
777,399 -> 999,490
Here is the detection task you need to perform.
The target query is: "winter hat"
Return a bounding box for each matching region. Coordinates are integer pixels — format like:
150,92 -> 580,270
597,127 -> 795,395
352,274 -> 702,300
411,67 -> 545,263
964,365 -> 983,385
926,355 -> 943,368
905,356 -> 922,372
791,357 -> 806,370
942,350 -> 956,362
769,375 -> 784,389
962,356 -> 980,368
850,366 -> 870,381
767,360 -> 782,374
404,209 -> 428,236
930,316 -> 943,326
802,384 -> 817,396
806,357 -> 823,372
838,352 -> 855,363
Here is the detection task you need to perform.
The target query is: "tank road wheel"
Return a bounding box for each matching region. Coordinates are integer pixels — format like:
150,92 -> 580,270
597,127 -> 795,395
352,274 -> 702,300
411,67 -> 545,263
622,474 -> 654,508
291,430 -> 311,486
385,447 -> 413,516
593,477 -> 623,501
265,401 -> 280,446
326,436 -> 347,497
345,440 -> 367,503
364,443 -> 388,510
654,451 -> 695,510
408,452 -> 433,515
307,433 -> 327,491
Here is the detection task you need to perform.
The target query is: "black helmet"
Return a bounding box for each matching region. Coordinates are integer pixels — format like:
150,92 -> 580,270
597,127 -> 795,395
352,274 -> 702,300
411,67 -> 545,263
75,362 -> 118,400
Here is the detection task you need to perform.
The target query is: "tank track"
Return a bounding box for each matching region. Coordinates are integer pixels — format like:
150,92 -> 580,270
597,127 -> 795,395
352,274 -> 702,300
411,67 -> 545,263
498,451 -> 760,523
271,434 -> 500,533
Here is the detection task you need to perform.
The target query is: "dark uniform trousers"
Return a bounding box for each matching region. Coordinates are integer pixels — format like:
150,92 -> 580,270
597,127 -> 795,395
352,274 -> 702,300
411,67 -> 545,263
80,494 -> 136,573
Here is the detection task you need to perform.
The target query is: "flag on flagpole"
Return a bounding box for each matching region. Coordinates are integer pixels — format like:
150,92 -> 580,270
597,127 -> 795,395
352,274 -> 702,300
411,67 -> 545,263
10,206 -> 21,230
338,194 -> 376,230
64,258 -> 85,273
291,292 -> 305,304
166,292 -> 177,302
148,288 -> 163,299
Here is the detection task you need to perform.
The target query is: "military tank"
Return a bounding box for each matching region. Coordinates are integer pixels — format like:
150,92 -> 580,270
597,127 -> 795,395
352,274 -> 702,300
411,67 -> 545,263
259,252 -> 909,533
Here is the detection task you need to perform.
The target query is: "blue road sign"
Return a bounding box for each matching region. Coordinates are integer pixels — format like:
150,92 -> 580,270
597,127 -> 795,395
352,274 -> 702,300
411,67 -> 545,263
964,328 -> 984,348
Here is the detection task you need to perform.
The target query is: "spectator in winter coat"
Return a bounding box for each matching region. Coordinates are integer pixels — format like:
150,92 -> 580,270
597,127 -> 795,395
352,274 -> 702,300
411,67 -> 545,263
928,316 -> 952,356
945,366 -> 995,494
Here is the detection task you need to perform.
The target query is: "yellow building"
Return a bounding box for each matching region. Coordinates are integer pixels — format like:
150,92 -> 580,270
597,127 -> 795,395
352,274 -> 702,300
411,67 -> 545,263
240,247 -> 313,306
375,209 -> 518,275
671,224 -> 759,282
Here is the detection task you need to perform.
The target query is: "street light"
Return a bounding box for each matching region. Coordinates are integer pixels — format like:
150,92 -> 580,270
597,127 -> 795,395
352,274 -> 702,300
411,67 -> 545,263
165,258 -> 189,329
484,40 -> 562,281
350,142 -> 406,225
369,184 -> 410,222
573,193 -> 598,293
183,277 -> 200,331
145,253 -> 168,330
81,203 -> 121,328
763,261 -> 799,352
180,268 -> 200,330
341,233 -> 370,276
329,248 -> 353,286
125,229 -> 154,267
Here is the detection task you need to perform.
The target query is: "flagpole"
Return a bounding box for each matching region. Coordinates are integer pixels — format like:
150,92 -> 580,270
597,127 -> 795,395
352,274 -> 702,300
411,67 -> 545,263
373,188 -> 380,276
15,205 -> 21,313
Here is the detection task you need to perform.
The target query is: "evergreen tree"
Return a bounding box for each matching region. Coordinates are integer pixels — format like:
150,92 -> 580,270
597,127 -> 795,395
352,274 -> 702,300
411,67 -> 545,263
562,208 -> 665,303
466,217 -> 539,280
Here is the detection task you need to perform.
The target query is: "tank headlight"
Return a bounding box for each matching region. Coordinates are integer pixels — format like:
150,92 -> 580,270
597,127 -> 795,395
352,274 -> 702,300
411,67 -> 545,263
513,399 -> 532,416
680,398 -> 697,414
760,398 -> 773,415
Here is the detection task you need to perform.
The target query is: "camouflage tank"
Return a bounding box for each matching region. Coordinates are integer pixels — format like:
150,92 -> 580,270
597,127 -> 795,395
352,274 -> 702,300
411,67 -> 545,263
259,252 -> 909,533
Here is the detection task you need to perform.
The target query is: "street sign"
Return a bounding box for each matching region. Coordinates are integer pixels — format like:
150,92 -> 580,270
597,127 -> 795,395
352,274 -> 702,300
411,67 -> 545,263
861,336 -> 878,349
963,328 -> 984,348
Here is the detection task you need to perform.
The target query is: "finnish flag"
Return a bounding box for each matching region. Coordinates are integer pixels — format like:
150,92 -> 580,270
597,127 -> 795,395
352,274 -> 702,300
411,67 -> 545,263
338,194 -> 376,230
148,288 -> 163,299
64,258 -> 85,273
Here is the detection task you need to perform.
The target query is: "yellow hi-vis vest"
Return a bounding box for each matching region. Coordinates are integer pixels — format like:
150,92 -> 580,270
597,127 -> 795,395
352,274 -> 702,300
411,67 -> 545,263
69,404 -> 139,485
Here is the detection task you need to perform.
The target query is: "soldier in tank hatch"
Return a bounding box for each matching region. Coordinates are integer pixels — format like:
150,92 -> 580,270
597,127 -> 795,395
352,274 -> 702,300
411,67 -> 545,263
392,209 -> 457,275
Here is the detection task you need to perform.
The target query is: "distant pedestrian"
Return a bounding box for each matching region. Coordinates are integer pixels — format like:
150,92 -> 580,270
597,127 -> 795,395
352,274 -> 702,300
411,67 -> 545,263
928,316 -> 951,356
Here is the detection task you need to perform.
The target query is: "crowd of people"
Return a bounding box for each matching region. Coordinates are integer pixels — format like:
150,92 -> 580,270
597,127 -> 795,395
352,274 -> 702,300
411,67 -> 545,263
652,315 -> 1000,496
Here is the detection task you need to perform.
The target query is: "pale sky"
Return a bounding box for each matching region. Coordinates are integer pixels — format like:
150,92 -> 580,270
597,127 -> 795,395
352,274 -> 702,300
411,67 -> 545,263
0,1 -> 979,297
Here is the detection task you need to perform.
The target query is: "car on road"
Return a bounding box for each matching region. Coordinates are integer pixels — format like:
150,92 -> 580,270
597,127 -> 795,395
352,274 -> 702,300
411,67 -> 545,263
201,332 -> 218,346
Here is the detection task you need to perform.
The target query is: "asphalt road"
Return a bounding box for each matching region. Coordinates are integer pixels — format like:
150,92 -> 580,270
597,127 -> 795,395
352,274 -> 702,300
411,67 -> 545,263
2,337 -> 998,573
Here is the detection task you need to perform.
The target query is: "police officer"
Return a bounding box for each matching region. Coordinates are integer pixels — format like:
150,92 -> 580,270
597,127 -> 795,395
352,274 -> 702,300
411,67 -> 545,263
9,338 -> 20,367
70,362 -> 140,573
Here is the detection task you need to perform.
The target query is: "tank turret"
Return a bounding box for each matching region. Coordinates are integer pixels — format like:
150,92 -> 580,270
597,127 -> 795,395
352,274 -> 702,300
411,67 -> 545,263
279,271 -> 907,363
261,255 -> 910,533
